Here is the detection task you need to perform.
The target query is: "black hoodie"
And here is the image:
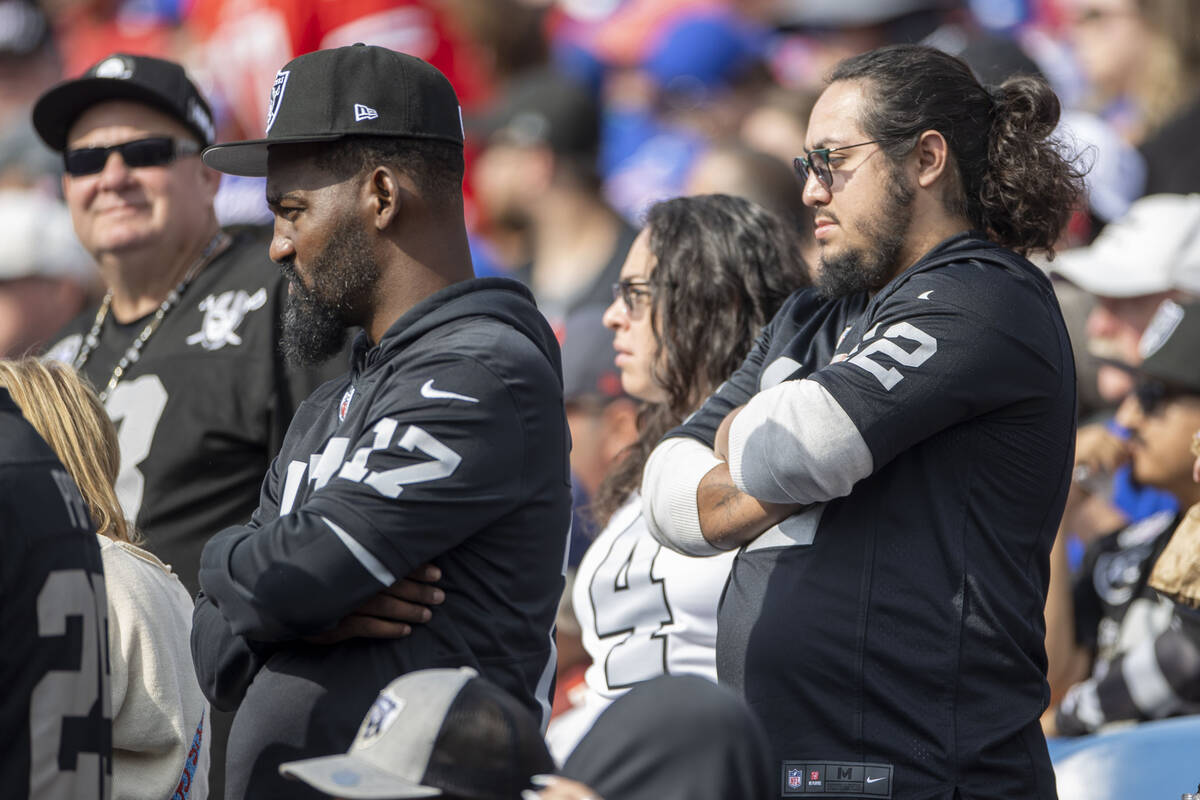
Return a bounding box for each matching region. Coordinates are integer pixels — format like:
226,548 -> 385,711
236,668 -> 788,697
192,278 -> 571,800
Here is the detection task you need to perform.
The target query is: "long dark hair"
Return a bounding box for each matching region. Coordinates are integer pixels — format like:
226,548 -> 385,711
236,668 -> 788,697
830,44 -> 1086,256
591,194 -> 809,526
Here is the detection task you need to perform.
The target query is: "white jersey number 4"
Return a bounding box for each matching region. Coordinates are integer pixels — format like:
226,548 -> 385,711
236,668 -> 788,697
589,526 -> 674,689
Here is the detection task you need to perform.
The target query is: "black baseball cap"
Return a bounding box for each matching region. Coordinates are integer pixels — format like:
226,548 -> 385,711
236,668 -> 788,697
278,667 -> 554,799
1136,299 -> 1200,394
467,69 -> 599,158
561,305 -> 626,404
202,44 -> 464,178
32,53 -> 215,151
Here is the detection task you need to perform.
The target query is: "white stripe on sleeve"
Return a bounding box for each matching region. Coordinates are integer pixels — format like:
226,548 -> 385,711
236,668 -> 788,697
641,437 -> 727,557
322,516 -> 396,586
726,378 -> 873,505
1124,635 -> 1180,718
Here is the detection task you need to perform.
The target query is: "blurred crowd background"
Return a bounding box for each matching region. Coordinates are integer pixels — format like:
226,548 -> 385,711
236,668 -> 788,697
3,0 -> 1199,356
5,1 -> 1200,782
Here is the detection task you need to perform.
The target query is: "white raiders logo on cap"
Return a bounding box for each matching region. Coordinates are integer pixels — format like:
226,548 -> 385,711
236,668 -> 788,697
94,55 -> 134,80
356,692 -> 404,744
1139,299 -> 1185,360
266,69 -> 290,134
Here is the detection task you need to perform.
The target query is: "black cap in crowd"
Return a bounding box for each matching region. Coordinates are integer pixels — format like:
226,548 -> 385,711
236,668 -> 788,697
279,667 -> 554,799
468,69 -> 600,159
202,44 -> 464,178
32,53 -> 215,151
561,305 -> 626,405
1137,298 -> 1200,394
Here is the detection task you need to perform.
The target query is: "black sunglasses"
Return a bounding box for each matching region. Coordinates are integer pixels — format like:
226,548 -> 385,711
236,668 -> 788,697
64,136 -> 201,176
1133,379 -> 1187,415
792,139 -> 887,189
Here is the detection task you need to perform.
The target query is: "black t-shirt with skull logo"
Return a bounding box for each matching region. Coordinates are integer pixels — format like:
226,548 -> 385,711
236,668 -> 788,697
45,226 -> 345,596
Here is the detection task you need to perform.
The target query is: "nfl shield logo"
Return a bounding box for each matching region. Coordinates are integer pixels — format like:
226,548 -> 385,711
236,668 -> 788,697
787,769 -> 802,789
339,385 -> 355,421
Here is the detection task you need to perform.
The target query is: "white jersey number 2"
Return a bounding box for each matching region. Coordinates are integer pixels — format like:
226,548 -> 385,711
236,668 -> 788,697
848,321 -> 937,391
30,569 -> 111,800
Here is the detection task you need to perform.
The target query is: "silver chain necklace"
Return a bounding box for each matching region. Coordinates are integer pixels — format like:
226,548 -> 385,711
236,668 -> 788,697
72,232 -> 231,402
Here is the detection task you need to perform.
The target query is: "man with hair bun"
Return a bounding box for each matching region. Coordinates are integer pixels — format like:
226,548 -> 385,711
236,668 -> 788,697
642,43 -> 1084,799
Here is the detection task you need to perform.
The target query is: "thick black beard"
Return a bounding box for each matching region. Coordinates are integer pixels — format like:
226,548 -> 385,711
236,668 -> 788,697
816,170 -> 916,299
280,219 -> 378,366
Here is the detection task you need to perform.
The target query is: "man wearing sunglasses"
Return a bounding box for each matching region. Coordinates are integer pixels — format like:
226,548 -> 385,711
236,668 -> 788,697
31,52 -> 346,797
642,44 -> 1083,799
1046,298 -> 1200,737
1048,195 -> 1200,543
32,53 -> 344,597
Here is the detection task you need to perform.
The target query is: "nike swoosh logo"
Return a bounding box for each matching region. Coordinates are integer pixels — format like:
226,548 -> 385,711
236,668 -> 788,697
420,379 -> 479,403
918,290 -> 934,300
866,776 -> 887,784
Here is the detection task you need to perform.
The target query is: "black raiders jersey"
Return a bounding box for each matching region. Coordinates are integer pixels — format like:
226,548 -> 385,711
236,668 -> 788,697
1,389 -> 112,800
44,226 -> 344,595
191,278 -> 572,800
668,233 -> 1076,799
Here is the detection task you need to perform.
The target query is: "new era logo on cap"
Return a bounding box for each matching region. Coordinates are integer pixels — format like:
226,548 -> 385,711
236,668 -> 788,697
355,104 -> 379,122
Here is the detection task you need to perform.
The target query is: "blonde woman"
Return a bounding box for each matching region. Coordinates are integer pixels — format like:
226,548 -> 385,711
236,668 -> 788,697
0,359 -> 209,800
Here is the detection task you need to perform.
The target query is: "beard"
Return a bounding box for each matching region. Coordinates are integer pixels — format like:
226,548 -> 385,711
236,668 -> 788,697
280,217 -> 379,366
816,168 -> 916,299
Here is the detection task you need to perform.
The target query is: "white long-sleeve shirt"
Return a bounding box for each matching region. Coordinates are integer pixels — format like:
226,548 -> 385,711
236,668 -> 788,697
99,537 -> 209,800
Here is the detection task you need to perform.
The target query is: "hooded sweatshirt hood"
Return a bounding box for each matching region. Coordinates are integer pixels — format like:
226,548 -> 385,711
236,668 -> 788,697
350,277 -> 563,387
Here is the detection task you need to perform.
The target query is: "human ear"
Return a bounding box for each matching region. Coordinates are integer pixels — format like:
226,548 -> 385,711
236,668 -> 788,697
367,166 -> 402,231
914,130 -> 951,189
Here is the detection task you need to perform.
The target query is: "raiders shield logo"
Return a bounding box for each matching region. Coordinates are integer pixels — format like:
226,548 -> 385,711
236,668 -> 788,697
266,70 -> 290,134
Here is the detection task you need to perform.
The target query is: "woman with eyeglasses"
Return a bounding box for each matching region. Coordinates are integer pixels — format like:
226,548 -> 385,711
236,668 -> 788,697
0,359 -> 209,800
545,194 -> 808,762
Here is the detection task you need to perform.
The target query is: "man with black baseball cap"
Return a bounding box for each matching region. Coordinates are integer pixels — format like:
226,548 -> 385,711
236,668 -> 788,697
31,52 -> 347,799
191,44 -> 571,800
1045,298 -> 1200,736
467,69 -> 636,334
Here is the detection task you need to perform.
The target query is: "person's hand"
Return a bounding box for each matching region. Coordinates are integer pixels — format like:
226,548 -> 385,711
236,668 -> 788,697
304,563 -> 444,644
1040,705 -> 1059,738
714,405 -> 745,462
522,775 -> 603,800
1075,422 -> 1128,484
1069,422 -> 1129,504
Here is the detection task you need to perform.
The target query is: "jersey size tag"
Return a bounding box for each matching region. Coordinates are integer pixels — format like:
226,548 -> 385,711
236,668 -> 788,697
782,760 -> 893,797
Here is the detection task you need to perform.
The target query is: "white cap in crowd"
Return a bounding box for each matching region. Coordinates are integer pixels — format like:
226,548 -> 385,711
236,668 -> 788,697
0,189 -> 93,284
278,667 -> 554,799
1050,193 -> 1200,298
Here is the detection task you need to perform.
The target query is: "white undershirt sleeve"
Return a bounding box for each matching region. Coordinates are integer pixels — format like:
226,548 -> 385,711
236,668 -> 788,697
726,378 -> 873,505
641,437 -> 728,557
